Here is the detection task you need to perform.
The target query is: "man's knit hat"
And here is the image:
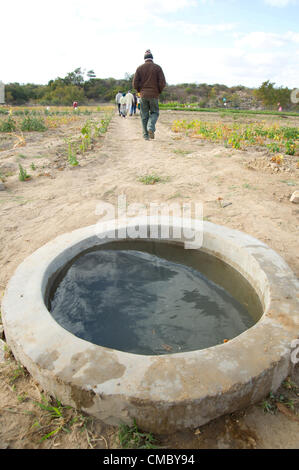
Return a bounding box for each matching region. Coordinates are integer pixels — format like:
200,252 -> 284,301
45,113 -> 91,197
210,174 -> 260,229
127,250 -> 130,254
144,49 -> 153,60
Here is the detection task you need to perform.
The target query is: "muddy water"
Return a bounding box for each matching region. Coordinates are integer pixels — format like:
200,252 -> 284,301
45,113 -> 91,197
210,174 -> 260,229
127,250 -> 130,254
48,242 -> 263,355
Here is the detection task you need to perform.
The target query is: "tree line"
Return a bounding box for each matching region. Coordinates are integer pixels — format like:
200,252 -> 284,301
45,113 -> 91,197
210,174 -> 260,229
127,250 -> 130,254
3,68 -> 298,111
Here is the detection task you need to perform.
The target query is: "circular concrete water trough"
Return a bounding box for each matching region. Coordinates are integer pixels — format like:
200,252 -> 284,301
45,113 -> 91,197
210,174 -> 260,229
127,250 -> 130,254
2,217 -> 299,433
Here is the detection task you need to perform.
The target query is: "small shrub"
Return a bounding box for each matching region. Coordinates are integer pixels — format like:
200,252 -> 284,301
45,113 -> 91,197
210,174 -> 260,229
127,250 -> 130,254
0,116 -> 16,132
138,174 -> 162,185
285,140 -> 296,156
267,142 -> 280,153
281,127 -> 299,140
18,164 -> 31,181
118,419 -> 157,449
21,116 -> 47,132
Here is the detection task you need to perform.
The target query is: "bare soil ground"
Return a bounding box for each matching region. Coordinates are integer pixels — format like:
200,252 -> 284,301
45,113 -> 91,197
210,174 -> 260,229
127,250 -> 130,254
0,107 -> 299,449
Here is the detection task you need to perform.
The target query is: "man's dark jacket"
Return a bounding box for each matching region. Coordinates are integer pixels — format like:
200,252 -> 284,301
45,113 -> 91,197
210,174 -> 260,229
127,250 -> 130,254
133,60 -> 166,99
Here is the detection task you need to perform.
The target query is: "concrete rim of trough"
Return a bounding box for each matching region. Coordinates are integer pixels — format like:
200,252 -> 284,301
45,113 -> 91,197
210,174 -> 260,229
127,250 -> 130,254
2,217 -> 299,432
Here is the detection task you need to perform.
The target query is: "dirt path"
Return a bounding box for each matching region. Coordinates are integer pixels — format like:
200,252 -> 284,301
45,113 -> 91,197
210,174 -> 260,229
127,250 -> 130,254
0,109 -> 299,448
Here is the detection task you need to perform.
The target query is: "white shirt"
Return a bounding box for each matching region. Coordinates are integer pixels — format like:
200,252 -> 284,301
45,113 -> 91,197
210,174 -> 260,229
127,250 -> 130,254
115,92 -> 122,104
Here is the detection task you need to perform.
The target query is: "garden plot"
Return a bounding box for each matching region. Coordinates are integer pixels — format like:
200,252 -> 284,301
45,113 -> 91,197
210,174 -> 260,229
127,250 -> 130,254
0,106 -> 114,182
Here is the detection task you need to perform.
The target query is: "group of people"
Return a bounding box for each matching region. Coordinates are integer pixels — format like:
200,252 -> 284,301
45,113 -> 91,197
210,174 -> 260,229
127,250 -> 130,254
116,49 -> 166,140
115,91 -> 140,118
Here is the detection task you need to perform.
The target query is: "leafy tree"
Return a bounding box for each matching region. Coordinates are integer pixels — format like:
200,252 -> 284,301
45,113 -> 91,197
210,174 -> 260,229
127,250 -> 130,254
208,87 -> 217,99
197,83 -> 211,98
40,84 -> 85,105
64,68 -> 85,87
254,80 -> 291,108
3,69 -> 296,110
5,83 -> 30,104
87,70 -> 96,79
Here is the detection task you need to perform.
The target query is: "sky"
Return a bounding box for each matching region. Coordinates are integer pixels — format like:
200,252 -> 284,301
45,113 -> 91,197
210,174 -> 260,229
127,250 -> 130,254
0,0 -> 298,89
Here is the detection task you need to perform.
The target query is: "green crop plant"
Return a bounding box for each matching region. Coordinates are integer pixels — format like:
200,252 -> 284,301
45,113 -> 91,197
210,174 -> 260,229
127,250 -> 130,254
0,116 -> 17,132
21,116 -> 47,132
79,136 -> 88,153
99,112 -> 113,133
228,133 -> 242,149
18,164 -> 31,181
254,126 -> 268,137
267,142 -> 280,153
285,140 -> 296,155
81,120 -> 93,148
281,127 -> 299,140
138,174 -> 162,185
92,123 -> 101,138
170,118 -> 299,157
65,139 -> 79,166
99,117 -> 109,133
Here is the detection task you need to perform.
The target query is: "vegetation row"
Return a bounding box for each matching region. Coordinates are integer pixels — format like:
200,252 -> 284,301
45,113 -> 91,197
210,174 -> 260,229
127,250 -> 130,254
3,68 -> 299,112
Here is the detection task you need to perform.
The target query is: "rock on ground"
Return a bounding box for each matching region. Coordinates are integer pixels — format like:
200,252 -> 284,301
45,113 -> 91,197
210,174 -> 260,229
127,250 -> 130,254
290,191 -> 299,203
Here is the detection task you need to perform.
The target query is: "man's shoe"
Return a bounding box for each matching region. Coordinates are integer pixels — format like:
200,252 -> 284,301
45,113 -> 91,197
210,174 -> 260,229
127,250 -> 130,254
148,130 -> 155,139
144,136 -> 149,141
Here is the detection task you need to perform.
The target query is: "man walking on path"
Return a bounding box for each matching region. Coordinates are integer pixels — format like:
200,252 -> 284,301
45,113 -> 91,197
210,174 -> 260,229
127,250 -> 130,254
125,90 -> 135,116
133,49 -> 166,140
115,91 -> 122,116
119,93 -> 127,118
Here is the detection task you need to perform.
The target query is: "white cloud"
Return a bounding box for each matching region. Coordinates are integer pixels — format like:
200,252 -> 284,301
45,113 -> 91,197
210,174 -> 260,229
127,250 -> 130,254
71,0 -> 197,25
152,17 -> 237,36
158,44 -> 299,88
264,0 -> 298,6
141,0 -> 197,12
237,31 -> 288,49
285,31 -> 299,43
